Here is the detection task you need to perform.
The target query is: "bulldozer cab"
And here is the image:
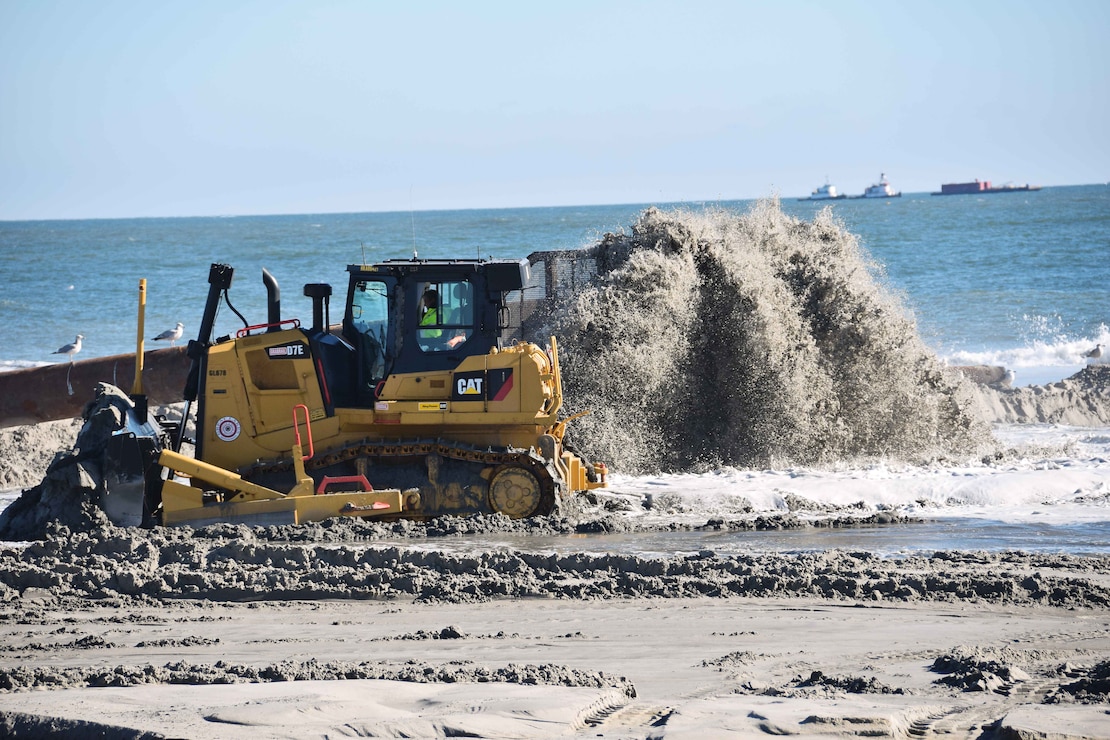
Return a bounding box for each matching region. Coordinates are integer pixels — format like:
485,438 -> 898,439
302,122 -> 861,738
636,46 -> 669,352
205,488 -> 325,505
342,259 -> 529,405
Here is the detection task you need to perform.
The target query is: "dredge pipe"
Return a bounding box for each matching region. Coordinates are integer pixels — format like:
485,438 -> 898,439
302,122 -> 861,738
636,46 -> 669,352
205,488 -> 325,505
0,346 -> 191,429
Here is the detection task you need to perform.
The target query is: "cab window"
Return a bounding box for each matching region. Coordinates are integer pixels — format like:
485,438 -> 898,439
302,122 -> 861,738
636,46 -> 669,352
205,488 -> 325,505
417,280 -> 474,352
351,279 -> 388,380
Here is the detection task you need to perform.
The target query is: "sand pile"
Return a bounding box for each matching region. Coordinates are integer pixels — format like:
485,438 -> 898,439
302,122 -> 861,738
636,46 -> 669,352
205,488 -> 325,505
0,655 -> 635,698
932,648 -> 1110,704
528,203 -> 993,474
968,365 -> 1110,425
0,417 -> 81,490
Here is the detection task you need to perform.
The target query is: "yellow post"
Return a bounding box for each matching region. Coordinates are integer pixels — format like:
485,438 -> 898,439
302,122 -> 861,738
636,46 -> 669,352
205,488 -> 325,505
132,278 -> 147,396
548,335 -> 563,414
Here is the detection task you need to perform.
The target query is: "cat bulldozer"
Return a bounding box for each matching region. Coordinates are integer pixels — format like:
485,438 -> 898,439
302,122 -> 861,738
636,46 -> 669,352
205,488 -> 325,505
98,259 -> 607,528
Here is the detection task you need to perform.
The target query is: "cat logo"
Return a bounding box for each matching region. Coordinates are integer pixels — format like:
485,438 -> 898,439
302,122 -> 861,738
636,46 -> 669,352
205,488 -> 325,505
451,369 -> 513,401
457,377 -> 483,396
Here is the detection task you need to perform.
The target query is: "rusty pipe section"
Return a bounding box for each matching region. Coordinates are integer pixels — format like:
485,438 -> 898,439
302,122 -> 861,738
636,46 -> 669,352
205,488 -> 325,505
0,346 -> 190,429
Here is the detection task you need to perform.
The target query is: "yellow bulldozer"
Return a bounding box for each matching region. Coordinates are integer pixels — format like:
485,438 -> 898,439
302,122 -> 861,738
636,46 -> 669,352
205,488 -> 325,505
99,258 -> 607,528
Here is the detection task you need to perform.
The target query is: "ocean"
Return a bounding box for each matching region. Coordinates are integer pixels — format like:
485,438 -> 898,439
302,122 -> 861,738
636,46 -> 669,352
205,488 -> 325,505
2,185 -> 1107,379
2,184 -> 1109,554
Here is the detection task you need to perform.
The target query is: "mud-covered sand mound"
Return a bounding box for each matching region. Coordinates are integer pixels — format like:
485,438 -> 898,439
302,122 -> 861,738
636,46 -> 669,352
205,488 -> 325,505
0,384 -> 133,541
2,523 -> 1107,607
932,647 -> 1110,704
528,203 -> 992,474
0,656 -> 636,698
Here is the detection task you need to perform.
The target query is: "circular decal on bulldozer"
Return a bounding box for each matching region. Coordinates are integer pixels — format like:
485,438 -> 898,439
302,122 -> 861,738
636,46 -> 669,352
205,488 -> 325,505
215,416 -> 241,442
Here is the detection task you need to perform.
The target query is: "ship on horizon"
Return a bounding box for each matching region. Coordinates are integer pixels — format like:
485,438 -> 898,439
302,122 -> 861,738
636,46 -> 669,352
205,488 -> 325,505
799,174 -> 901,201
855,172 -> 901,199
798,179 -> 846,201
931,179 -> 1042,196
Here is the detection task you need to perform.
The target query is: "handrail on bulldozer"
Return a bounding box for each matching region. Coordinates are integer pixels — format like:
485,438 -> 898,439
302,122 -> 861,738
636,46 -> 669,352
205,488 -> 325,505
236,318 -> 301,338
286,403 -> 316,498
293,403 -> 314,462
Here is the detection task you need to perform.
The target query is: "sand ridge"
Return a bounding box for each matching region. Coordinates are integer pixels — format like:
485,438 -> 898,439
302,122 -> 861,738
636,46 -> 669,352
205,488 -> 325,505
2,523 -> 1110,608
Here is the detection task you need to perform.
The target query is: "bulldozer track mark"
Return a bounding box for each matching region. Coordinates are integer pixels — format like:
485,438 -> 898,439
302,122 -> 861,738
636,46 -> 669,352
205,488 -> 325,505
587,702 -> 675,731
907,700 -> 1002,739
570,688 -> 636,729
909,667 -> 1092,738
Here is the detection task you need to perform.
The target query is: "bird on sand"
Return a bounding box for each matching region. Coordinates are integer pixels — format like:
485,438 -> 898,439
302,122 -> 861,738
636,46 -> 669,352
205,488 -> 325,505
52,334 -> 84,362
152,322 -> 185,347
1083,343 -> 1103,361
1002,368 -> 1016,387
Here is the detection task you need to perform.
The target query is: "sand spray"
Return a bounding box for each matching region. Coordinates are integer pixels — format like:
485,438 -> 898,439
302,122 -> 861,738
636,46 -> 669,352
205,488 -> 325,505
525,201 -> 992,474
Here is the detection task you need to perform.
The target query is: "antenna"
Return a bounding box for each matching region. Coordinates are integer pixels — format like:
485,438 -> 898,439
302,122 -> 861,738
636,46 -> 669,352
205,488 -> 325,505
361,241 -> 366,266
410,186 -> 418,259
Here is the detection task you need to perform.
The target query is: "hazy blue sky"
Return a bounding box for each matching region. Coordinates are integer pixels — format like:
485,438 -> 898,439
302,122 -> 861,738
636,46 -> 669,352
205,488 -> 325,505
1,0 -> 1107,220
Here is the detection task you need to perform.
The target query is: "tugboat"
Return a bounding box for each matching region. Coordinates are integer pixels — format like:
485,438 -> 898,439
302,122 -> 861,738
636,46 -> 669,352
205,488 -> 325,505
798,180 -> 846,201
859,172 -> 901,198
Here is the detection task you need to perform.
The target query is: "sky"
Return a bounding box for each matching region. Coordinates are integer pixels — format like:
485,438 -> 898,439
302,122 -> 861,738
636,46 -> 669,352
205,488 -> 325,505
1,0 -> 1107,220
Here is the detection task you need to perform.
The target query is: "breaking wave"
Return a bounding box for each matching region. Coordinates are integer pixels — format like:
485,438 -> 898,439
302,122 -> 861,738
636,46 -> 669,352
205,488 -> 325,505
529,201 -> 992,474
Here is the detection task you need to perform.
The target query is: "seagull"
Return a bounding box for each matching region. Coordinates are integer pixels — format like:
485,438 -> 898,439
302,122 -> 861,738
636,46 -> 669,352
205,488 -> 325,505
152,322 -> 185,347
1002,368 -> 1016,387
1083,343 -> 1103,360
51,334 -> 83,363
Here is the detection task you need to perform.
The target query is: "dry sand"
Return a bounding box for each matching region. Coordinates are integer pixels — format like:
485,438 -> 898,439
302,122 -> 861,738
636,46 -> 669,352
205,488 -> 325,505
1,519 -> 1109,738
1,370 -> 1109,738
2,592 -> 1109,739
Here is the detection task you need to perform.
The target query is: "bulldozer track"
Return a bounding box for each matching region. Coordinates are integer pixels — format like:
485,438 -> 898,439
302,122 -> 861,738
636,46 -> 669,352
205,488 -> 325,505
238,437 -> 563,516
242,437 -> 555,481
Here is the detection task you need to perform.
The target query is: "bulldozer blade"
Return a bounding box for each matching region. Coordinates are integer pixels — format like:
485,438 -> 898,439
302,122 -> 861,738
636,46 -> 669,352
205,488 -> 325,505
159,477 -> 406,528
100,415 -> 167,527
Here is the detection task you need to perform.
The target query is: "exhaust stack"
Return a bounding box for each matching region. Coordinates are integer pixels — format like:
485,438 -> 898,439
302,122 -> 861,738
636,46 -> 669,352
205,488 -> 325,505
263,268 -> 281,331
304,283 -> 333,333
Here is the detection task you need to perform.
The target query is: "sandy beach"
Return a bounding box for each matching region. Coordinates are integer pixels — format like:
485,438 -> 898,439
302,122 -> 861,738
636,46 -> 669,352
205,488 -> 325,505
2,590 -> 1109,738
1,525 -> 1109,738
0,369 -> 1108,738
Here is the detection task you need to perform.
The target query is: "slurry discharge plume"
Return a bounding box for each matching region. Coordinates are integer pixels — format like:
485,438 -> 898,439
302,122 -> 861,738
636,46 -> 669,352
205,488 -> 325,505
532,202 -> 991,474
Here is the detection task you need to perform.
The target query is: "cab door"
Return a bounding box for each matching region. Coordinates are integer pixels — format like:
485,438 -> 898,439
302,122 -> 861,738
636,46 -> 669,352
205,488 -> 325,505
345,276 -> 396,405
